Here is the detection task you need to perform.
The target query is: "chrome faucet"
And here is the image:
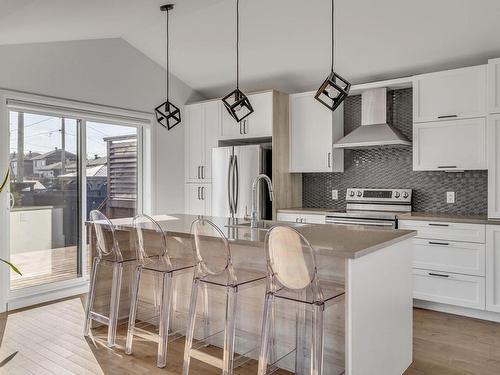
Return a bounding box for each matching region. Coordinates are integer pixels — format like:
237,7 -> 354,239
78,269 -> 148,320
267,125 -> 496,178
251,174 -> 274,228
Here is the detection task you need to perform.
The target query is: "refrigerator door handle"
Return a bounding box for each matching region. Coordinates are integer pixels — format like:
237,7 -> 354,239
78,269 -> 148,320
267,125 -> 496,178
233,155 -> 239,214
227,155 -> 234,214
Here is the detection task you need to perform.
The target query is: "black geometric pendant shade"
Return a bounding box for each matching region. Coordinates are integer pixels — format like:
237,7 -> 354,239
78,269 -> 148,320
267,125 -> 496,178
222,88 -> 253,122
156,4 -> 181,131
155,100 -> 181,130
315,71 -> 351,112
315,0 -> 350,112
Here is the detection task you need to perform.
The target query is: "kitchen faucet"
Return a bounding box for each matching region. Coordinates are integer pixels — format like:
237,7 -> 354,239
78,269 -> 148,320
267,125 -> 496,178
251,174 -> 274,228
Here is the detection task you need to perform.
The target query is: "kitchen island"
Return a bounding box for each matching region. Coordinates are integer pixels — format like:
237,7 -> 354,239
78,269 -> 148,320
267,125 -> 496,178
88,214 -> 416,375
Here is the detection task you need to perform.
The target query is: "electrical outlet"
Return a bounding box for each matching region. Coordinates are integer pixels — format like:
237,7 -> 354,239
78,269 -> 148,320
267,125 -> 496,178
446,191 -> 455,204
332,189 -> 338,200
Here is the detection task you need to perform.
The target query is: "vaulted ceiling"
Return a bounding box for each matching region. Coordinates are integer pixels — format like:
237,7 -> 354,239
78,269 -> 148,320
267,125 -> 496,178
1,0 -> 500,98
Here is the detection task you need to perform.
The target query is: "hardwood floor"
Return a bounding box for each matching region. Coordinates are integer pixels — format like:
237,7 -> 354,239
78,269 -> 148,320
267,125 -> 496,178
1,298 -> 500,374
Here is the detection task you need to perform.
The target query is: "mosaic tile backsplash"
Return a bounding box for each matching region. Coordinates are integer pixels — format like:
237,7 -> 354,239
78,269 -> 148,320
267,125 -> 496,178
302,88 -> 488,215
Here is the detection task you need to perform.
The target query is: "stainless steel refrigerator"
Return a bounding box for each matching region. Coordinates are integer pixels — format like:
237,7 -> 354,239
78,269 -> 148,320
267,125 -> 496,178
212,145 -> 272,219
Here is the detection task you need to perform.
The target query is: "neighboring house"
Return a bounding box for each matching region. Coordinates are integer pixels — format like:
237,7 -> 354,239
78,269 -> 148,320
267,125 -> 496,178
10,151 -> 41,180
31,148 -> 77,177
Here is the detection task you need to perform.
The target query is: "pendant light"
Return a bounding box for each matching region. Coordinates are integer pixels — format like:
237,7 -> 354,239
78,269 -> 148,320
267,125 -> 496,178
155,4 -> 181,130
222,0 -> 254,123
315,0 -> 351,112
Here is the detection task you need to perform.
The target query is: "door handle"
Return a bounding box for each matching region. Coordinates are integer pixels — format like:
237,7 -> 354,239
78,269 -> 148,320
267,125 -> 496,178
327,152 -> 331,168
428,272 -> 450,278
428,241 -> 450,246
437,114 -> 458,119
228,155 -> 234,214
201,166 -> 204,179
239,123 -> 243,135
197,166 -> 201,179
201,187 -> 204,200
437,166 -> 457,169
233,155 -> 239,213
428,223 -> 449,227
243,120 -> 248,134
197,186 -> 201,200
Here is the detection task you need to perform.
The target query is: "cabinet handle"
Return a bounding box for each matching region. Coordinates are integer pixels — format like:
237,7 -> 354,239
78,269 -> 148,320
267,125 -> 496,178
428,223 -> 449,227
295,218 -> 299,222
244,120 -> 248,134
197,166 -> 201,179
197,187 -> 201,200
201,187 -> 204,200
201,166 -> 204,179
327,152 -> 331,168
239,123 -> 243,135
428,272 -> 449,278
437,114 -> 458,119
428,241 -> 450,246
437,165 -> 457,169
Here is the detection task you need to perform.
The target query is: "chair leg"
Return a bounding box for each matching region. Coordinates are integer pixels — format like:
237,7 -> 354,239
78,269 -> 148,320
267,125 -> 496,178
83,257 -> 99,336
107,262 -> 123,347
257,292 -> 274,375
157,273 -> 173,368
311,303 -> 325,375
222,286 -> 238,375
182,278 -> 200,375
295,297 -> 307,375
126,266 -> 142,355
202,282 -> 210,345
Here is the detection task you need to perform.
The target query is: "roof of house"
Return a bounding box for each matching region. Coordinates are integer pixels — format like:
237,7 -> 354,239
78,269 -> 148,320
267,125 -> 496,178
10,152 -> 42,162
59,165 -> 107,178
31,149 -> 77,161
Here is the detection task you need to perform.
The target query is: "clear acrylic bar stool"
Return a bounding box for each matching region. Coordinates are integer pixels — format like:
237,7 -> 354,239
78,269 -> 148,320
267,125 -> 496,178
125,214 -> 195,368
84,210 -> 130,347
257,226 -> 345,375
182,219 -> 266,375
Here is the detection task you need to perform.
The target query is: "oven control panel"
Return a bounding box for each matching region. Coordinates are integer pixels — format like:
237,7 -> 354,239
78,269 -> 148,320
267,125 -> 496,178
346,188 -> 412,203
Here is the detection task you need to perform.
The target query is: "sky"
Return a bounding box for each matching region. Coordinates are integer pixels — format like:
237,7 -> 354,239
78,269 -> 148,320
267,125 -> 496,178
9,111 -> 136,160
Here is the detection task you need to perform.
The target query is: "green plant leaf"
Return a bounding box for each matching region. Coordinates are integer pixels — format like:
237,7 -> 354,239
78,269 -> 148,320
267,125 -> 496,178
1,259 -> 21,276
0,169 -> 9,193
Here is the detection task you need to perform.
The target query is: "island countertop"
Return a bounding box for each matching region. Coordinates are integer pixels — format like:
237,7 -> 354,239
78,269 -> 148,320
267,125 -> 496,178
103,213 -> 416,259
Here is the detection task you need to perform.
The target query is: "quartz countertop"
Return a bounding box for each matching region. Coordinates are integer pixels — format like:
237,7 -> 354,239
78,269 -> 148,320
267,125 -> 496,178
105,214 -> 415,259
397,211 -> 500,225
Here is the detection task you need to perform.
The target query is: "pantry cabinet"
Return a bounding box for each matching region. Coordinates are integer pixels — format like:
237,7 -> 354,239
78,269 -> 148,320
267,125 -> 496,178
185,100 -> 220,182
289,91 -> 344,173
413,65 -> 487,123
219,91 -> 273,139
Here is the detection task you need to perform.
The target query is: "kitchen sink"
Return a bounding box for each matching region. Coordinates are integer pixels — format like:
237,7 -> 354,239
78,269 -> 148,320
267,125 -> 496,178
225,220 -> 309,231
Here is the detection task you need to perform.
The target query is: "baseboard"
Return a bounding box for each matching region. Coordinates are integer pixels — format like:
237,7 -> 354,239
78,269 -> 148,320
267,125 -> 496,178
7,280 -> 89,311
414,299 -> 500,323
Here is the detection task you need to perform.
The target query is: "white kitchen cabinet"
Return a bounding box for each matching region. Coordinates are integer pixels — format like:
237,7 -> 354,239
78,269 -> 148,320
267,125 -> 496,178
488,58 -> 500,114
219,91 -> 273,140
185,101 -> 220,182
277,211 -> 326,224
413,65 -> 487,123
488,114 -> 500,218
289,91 -> 344,173
486,225 -> 500,312
413,268 -> 486,310
412,118 -> 487,171
185,184 -> 211,216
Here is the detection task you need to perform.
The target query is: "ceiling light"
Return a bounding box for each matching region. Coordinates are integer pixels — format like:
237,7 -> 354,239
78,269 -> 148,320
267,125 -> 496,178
222,0 -> 254,123
155,4 -> 181,130
315,0 -> 351,112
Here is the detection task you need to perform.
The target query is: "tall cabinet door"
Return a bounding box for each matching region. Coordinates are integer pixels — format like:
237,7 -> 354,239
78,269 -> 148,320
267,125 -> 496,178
486,225 -> 500,312
202,101 -> 220,181
185,104 -> 204,182
488,114 -> 500,218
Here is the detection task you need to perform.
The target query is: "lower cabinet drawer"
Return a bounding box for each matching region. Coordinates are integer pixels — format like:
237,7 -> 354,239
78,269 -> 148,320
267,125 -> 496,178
413,238 -> 485,276
398,220 -> 485,243
413,268 -> 485,309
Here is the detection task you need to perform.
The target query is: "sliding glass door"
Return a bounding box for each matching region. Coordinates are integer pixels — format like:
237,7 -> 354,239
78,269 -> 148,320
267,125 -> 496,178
9,111 -> 80,290
8,112 -> 140,291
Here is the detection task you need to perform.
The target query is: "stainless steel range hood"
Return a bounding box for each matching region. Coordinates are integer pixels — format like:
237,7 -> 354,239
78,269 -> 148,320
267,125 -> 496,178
333,87 -> 411,149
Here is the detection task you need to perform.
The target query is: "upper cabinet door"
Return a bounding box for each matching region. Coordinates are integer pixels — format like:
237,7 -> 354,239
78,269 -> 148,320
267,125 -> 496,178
289,91 -> 344,173
244,91 -> 273,138
413,65 -> 487,123
185,104 -> 204,181
202,101 -> 220,181
219,91 -> 273,140
413,118 -> 487,171
488,58 -> 500,114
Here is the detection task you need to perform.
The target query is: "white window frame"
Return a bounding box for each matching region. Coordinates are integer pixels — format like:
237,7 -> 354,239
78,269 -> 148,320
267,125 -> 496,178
0,90 -> 156,312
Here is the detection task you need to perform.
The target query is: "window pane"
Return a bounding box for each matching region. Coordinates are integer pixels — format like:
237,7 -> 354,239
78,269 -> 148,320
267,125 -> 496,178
9,112 -> 80,290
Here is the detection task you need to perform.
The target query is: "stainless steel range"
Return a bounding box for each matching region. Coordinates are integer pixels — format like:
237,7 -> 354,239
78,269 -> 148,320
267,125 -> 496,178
325,188 -> 412,228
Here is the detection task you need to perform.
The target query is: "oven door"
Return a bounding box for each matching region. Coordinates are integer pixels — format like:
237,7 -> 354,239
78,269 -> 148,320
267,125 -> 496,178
325,217 -> 397,229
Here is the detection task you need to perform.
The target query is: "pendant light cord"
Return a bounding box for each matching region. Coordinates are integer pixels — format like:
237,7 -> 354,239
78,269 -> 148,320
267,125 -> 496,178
331,0 -> 335,72
165,8 -> 170,101
236,0 -> 240,90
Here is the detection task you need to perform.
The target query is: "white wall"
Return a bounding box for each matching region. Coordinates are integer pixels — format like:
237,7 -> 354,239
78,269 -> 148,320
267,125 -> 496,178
0,37 -> 204,214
